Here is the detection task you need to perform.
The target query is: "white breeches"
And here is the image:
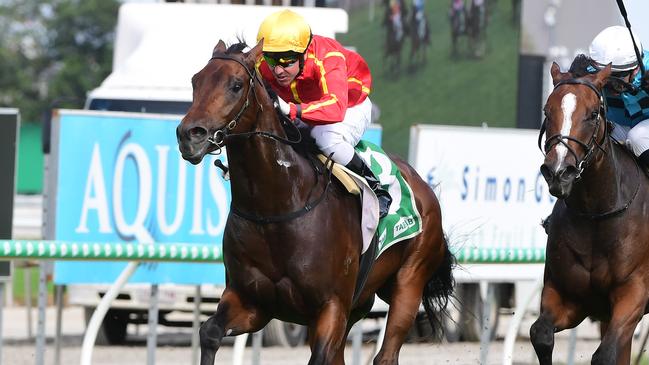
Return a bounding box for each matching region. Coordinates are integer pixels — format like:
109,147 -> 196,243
611,118 -> 649,156
310,97 -> 373,165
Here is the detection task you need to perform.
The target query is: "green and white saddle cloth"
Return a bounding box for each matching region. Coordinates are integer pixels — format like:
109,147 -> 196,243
354,140 -> 423,256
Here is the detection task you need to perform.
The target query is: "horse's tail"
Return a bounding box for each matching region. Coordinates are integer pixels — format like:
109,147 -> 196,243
422,234 -> 456,339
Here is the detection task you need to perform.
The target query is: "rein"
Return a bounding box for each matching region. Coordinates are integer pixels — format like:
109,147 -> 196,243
539,77 -> 641,219
231,155 -> 334,224
208,53 -> 332,224
565,140 -> 641,220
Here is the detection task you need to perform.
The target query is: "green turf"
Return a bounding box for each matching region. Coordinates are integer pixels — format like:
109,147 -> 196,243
338,1 -> 520,158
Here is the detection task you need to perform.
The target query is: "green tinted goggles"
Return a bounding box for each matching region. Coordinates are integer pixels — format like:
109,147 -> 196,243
263,54 -> 299,68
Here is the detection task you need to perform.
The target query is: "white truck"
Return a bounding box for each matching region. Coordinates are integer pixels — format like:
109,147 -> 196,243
60,2 -> 348,346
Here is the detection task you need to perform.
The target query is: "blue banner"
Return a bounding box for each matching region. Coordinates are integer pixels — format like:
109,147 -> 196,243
53,111 -> 381,284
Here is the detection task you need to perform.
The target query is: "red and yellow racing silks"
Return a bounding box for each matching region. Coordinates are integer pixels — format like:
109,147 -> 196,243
257,35 -> 372,125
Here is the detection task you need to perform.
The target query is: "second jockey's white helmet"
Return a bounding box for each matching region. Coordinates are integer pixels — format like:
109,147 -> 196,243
589,25 -> 642,72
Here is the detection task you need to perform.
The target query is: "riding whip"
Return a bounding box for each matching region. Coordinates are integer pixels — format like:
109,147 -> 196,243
615,0 -> 646,78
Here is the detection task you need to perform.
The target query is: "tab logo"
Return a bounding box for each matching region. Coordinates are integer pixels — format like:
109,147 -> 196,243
393,216 -> 415,237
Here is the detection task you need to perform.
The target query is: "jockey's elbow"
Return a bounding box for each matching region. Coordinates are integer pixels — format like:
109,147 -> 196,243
333,108 -> 346,122
331,100 -> 347,121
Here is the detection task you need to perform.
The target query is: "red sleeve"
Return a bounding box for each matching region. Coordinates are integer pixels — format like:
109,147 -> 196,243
295,53 -> 349,125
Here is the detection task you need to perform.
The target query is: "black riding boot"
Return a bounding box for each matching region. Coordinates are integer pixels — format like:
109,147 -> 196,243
346,153 -> 392,218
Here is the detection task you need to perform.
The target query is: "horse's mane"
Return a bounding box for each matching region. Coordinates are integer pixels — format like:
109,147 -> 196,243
226,41 -> 248,54
568,53 -> 636,94
210,38 -> 248,58
568,54 -> 596,78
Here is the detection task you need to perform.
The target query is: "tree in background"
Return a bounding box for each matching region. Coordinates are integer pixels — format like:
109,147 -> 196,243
0,0 -> 119,122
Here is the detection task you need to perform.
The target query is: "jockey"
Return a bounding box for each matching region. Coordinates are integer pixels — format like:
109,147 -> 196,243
589,25 -> 649,168
389,0 -> 405,42
256,9 -> 392,218
451,0 -> 464,12
413,0 -> 425,30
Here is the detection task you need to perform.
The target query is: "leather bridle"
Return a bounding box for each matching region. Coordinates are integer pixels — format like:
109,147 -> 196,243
538,78 -> 609,180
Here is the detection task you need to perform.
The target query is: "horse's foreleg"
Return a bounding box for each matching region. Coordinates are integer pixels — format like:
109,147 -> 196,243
199,288 -> 269,365
530,282 -> 585,365
530,311 -> 555,365
308,298 -> 349,365
593,281 -> 647,365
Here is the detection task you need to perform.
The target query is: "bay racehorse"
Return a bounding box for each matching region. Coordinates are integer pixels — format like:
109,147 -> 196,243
408,5 -> 430,66
532,61 -> 649,364
176,39 -> 455,365
382,0 -> 407,72
449,0 -> 467,58
466,0 -> 487,58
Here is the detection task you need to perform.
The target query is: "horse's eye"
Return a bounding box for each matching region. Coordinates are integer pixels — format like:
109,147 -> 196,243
590,111 -> 599,121
231,82 -> 243,93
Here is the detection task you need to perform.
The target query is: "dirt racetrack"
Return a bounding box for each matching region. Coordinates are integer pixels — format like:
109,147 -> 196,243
4,306 -> 648,364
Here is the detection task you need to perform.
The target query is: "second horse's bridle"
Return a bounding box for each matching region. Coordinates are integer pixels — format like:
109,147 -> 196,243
538,78 -> 641,219
538,78 -> 609,180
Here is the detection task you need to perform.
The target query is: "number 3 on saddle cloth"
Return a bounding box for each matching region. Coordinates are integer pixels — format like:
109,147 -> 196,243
320,140 -> 423,257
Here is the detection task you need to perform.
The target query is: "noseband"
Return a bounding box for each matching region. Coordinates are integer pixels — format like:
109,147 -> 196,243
538,78 -> 609,180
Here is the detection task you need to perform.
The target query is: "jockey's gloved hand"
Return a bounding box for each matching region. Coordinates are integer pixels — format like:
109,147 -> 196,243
608,76 -> 640,94
275,97 -> 291,116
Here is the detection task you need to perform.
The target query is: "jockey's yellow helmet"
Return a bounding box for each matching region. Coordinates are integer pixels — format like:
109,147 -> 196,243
257,9 -> 312,54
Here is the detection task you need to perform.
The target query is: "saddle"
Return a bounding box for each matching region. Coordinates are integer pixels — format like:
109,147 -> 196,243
316,154 -> 360,195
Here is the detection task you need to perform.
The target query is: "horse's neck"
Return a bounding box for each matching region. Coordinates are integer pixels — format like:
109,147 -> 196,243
567,141 -> 634,213
226,107 -> 315,214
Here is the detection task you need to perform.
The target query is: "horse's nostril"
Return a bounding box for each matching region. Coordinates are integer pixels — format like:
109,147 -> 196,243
188,126 -> 208,141
540,164 -> 553,182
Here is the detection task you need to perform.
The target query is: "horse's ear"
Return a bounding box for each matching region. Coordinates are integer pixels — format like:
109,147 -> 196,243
212,40 -> 227,56
245,39 -> 264,65
550,62 -> 566,86
593,63 -> 612,89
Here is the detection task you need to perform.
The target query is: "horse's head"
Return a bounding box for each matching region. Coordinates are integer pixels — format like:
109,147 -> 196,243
176,39 -> 264,164
539,62 -> 611,198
